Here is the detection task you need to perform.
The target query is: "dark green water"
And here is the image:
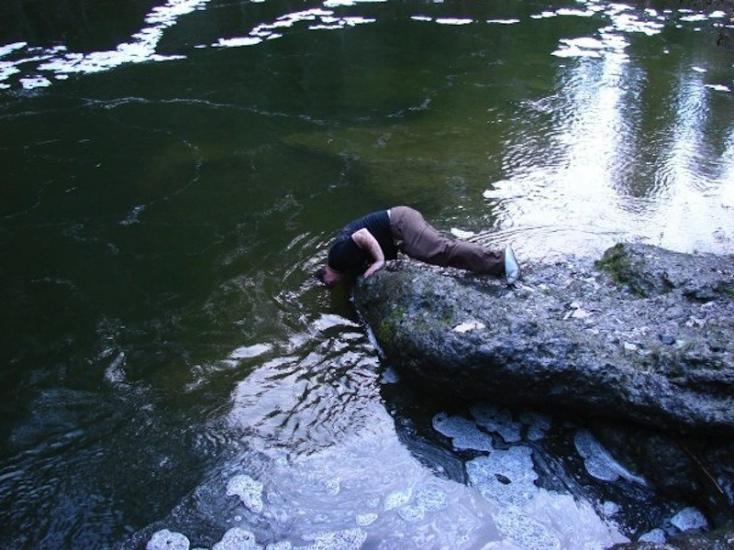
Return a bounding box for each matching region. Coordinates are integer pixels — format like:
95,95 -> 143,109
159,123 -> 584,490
1,1 -> 733,548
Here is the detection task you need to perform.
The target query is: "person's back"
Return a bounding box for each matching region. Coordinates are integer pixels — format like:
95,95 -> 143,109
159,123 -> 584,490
327,210 -> 397,275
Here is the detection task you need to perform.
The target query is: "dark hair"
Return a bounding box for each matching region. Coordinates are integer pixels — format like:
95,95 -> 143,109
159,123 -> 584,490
314,266 -> 328,285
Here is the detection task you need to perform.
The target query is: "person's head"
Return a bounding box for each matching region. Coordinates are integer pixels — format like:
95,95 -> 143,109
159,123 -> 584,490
315,265 -> 346,288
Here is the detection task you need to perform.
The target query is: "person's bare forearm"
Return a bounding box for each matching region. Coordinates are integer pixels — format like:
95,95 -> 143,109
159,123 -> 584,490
351,228 -> 385,277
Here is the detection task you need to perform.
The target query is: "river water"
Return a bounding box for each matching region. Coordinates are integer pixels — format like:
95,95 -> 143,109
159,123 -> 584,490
1,0 -> 733,548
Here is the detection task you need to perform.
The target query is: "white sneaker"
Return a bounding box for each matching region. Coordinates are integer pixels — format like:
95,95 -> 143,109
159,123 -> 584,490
504,245 -> 520,284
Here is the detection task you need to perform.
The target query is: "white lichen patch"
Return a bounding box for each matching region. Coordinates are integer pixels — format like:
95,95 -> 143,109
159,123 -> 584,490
453,320 -> 486,333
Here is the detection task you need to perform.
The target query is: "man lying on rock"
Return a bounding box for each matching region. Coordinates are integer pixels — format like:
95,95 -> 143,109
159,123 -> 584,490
316,206 -> 520,287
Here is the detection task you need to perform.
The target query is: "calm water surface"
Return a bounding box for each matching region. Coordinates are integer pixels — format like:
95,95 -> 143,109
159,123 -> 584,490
1,0 -> 733,548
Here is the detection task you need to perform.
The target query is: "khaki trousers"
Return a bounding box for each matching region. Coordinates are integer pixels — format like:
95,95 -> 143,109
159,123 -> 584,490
389,206 -> 504,275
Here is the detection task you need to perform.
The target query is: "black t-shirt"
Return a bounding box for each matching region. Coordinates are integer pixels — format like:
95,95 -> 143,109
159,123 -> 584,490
327,210 -> 398,274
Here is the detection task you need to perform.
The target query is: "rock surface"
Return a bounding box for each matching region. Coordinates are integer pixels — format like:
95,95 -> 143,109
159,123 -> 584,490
354,243 -> 734,434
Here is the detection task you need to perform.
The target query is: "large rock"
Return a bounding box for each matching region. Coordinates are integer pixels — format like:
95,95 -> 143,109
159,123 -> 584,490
354,243 -> 734,434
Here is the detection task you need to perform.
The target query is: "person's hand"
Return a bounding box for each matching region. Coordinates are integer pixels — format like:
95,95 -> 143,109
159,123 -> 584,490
363,260 -> 385,278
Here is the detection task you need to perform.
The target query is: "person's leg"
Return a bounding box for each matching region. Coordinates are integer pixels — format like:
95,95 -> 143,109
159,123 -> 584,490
390,207 -> 504,275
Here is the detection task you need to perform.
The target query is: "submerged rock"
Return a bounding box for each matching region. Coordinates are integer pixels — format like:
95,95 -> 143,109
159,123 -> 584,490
354,243 -> 734,434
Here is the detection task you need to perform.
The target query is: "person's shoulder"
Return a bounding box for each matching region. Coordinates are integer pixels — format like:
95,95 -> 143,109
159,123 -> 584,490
328,237 -> 364,272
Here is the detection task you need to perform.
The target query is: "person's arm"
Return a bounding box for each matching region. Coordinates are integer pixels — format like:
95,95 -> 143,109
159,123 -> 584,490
351,228 -> 385,277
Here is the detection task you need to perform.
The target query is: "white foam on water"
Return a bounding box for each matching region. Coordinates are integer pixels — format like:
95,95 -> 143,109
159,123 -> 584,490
468,449 -> 627,548
432,412 -> 494,451
680,14 -> 708,22
383,487 -> 412,510
0,42 -> 28,58
556,9 -> 595,17
120,204 -> 147,225
355,512 -> 377,526
601,501 -> 620,517
486,19 -> 520,25
552,42 -> 603,58
670,506 -> 708,532
104,352 -> 127,385
215,37 -> 263,48
483,180 -> 524,200
380,366 -> 400,384
212,527 -> 260,550
453,320 -> 486,333
227,408 -> 501,547
530,11 -> 557,20
396,484 -> 447,522
302,528 -> 367,549
494,507 -> 561,550
574,430 -> 646,484
609,12 -> 664,36
323,0 -> 386,7
312,314 -> 360,332
324,477 -> 341,496
217,7 -> 375,43
147,529 -> 190,550
566,37 -> 605,50
37,0 -> 208,78
226,474 -> 265,513
518,412 -> 551,441
692,66 -> 707,73
467,447 -> 537,507
342,17 -> 376,27
638,528 -> 666,543
435,18 -> 473,26
450,227 -> 476,239
20,76 -> 52,89
229,343 -> 273,360
471,405 -> 522,444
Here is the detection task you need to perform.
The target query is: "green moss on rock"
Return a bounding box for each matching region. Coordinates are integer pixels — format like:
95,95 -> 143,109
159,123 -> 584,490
596,244 -> 634,286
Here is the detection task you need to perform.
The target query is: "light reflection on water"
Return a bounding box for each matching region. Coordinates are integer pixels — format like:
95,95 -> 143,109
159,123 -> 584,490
1,0 -> 733,548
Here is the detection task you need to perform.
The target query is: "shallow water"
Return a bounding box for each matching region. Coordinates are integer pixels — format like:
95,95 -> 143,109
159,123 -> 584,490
1,0 -> 733,548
